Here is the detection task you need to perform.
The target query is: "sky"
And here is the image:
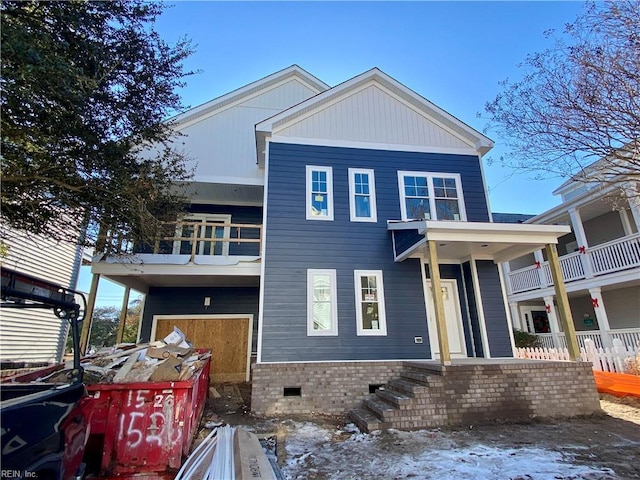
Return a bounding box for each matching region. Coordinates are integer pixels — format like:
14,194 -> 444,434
81,0 -> 588,307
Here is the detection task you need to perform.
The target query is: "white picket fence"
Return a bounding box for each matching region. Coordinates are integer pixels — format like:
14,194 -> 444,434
516,339 -> 639,374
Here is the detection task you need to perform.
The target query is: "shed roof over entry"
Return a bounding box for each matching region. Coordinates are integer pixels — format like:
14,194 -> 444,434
388,220 -> 571,264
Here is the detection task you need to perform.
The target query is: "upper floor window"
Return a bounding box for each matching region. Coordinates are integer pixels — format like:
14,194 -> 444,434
398,171 -> 466,221
354,270 -> 387,336
307,269 -> 338,336
306,166 -> 334,221
348,168 -> 377,222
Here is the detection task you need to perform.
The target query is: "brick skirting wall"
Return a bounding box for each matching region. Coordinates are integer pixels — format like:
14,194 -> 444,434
251,360 -> 602,427
251,361 -> 406,415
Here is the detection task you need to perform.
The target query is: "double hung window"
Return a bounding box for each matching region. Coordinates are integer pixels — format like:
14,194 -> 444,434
354,270 -> 387,336
306,166 -> 334,220
307,269 -> 338,336
348,168 -> 377,222
398,171 -> 465,221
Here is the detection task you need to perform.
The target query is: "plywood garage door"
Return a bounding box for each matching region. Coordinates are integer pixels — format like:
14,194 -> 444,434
154,317 -> 251,383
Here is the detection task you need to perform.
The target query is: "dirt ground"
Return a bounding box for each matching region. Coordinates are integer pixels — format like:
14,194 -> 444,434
199,384 -> 640,479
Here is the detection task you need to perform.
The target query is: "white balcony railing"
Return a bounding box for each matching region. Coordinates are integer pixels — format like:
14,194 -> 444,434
509,233 -> 640,293
534,328 -> 640,351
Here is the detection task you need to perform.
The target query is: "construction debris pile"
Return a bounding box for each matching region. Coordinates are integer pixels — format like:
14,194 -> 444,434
39,327 -> 210,385
82,327 -> 210,384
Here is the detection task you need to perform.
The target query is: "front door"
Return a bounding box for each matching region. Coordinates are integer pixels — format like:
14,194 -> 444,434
425,279 -> 467,358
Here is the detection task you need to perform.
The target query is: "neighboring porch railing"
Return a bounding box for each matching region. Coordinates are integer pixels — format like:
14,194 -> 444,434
98,221 -> 262,261
534,328 -> 640,351
509,233 -> 640,294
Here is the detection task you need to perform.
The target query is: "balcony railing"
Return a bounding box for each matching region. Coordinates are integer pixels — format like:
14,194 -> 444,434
508,233 -> 640,294
99,221 -> 262,262
534,328 -> 640,352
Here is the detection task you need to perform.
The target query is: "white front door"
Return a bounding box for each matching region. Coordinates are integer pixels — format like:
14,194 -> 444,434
425,279 -> 467,358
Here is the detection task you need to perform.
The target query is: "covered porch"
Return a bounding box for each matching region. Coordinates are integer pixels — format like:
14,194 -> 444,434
388,220 -> 581,364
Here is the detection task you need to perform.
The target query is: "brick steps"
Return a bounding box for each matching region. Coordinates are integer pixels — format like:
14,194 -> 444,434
349,364 -> 447,433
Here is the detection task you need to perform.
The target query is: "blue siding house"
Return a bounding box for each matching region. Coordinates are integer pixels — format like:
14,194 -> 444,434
88,66 -> 588,421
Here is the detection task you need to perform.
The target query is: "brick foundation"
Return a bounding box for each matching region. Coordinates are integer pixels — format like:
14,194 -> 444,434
251,359 -> 602,428
251,361 -> 406,415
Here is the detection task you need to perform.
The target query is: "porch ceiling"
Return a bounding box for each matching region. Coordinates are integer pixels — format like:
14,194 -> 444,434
389,220 -> 572,263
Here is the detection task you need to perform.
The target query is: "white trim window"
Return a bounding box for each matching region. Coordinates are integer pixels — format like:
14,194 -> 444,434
398,171 -> 466,221
307,269 -> 338,336
348,168 -> 377,222
306,165 -> 334,220
354,270 -> 387,336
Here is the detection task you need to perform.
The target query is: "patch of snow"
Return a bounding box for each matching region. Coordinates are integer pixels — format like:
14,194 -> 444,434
281,422 -> 616,480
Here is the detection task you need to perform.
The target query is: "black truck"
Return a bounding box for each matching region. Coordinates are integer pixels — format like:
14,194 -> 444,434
1,268 -> 92,480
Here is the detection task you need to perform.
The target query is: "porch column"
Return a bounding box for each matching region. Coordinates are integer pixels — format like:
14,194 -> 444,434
509,302 -> 523,331
546,243 -> 581,360
116,286 -> 131,344
80,273 -> 100,355
534,250 -> 548,287
543,295 -> 562,348
502,262 -> 513,295
427,240 -> 451,366
568,208 -> 593,278
623,181 -> 640,232
588,287 -> 612,348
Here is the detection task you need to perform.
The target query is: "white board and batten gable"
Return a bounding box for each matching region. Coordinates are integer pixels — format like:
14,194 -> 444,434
256,68 -> 493,164
170,65 -> 328,190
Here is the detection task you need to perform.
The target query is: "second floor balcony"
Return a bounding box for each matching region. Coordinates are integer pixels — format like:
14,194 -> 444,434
507,232 -> 640,295
91,219 -> 263,291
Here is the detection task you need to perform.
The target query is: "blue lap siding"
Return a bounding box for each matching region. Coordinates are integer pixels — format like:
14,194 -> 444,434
260,142 -> 491,362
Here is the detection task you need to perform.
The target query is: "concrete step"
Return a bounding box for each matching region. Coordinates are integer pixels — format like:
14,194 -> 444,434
375,387 -> 413,409
363,395 -> 401,420
349,406 -> 390,433
387,378 -> 428,396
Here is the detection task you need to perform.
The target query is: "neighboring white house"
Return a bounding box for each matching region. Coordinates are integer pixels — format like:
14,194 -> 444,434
502,168 -> 640,352
0,226 -> 84,364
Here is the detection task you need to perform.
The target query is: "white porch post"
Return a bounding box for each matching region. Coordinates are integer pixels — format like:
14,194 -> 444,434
533,250 -> 548,287
509,302 -> 523,330
543,295 -> 562,348
623,181 -> 640,232
588,287 -> 612,348
568,207 -> 593,278
502,262 -> 513,295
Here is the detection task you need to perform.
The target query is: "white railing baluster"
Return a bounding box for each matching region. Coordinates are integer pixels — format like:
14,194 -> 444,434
507,233 -> 640,293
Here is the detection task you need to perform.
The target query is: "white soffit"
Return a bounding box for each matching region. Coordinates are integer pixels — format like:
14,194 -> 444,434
256,68 -> 493,159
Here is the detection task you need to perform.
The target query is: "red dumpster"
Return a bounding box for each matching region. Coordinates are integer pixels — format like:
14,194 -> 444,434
84,352 -> 210,479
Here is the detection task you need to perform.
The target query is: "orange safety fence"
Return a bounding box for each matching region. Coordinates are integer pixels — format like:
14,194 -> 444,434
593,370 -> 640,399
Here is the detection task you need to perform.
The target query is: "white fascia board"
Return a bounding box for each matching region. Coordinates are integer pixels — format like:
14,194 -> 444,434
268,135 -> 479,157
173,65 -> 329,129
256,68 -> 493,155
